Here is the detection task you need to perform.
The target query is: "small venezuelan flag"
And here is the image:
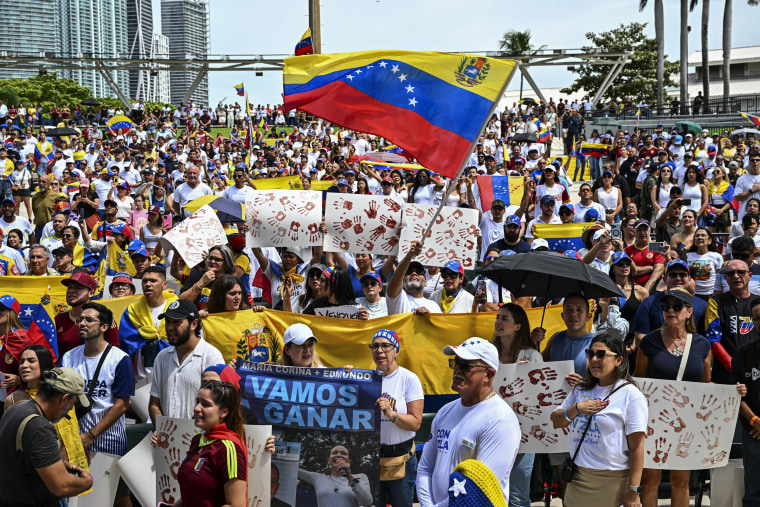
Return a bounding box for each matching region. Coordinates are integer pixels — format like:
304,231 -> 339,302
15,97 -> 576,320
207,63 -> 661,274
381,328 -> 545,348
476,175 -> 524,210
533,222 -> 594,253
234,83 -> 245,96
537,127 -> 550,143
295,29 -> 314,56
741,112 -> 760,128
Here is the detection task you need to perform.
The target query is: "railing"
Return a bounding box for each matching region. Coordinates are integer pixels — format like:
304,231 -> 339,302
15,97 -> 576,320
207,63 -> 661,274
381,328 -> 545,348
583,94 -> 760,121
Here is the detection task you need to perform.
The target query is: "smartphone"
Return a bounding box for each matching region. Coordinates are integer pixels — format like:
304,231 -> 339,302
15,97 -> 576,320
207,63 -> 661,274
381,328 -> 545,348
648,242 -> 665,252
610,224 -> 621,239
681,198 -> 692,205
475,279 -> 487,298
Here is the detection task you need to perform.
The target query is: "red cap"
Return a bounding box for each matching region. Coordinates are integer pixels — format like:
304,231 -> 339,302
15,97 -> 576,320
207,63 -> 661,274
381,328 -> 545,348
55,201 -> 71,212
148,204 -> 161,215
61,272 -> 99,291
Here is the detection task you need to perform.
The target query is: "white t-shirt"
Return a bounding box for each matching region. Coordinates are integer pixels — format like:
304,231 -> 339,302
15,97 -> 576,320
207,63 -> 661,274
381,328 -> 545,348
416,394 -> 520,506
114,195 -> 134,220
572,201 -> 606,223
356,297 -> 388,318
429,288 -> 474,314
174,182 -> 213,216
264,261 -> 310,309
386,290 -> 442,315
559,381 -> 648,470
478,211 -> 504,262
149,338 -> 224,419
222,184 -> 257,205
380,366 -> 424,445
93,179 -> 113,210
686,251 -> 724,296
0,216 -> 34,246
735,173 -> 760,220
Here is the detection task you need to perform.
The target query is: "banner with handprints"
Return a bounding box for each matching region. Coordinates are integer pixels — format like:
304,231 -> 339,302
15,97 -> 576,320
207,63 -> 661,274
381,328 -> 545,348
494,361 -> 574,454
398,204 -> 480,267
158,204 -> 227,268
324,194 -> 403,255
634,378 -> 740,469
153,416 -> 272,505
245,190 -> 323,248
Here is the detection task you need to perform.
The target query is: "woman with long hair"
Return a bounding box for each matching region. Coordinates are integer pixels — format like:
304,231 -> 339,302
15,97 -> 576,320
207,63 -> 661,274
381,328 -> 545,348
651,166 -> 676,214
4,345 -> 55,409
552,333 -> 647,507
682,165 -> 708,218
283,263 -> 325,314
278,323 -> 325,367
492,303 -> 541,507
669,209 -> 698,252
204,275 -> 251,315
127,193 -> 149,239
706,165 -> 734,234
594,170 -> 623,224
172,381 -> 247,507
148,177 -> 172,214
390,170 -> 408,202
685,228 -> 723,300
355,178 -> 372,195
178,245 -> 241,310
140,204 -> 167,257
328,252 -> 394,300
303,266 -> 358,315
406,169 -> 443,205
608,252 -> 649,364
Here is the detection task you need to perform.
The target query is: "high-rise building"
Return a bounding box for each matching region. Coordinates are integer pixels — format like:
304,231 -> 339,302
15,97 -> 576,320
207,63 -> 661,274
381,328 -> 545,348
161,0 -> 209,106
151,34 -> 171,104
0,1 -> 60,80
58,0 -> 129,99
127,0 -> 154,101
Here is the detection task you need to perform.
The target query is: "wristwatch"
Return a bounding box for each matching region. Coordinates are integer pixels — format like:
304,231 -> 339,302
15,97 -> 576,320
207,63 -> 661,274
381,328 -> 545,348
627,485 -> 642,494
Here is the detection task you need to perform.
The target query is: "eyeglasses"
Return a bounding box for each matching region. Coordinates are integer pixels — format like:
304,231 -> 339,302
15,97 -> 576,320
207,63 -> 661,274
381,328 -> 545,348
660,298 -> 689,312
750,158 -> 760,163
75,316 -> 101,325
726,269 -> 749,278
441,272 -> 459,279
449,359 -> 491,371
369,343 -> 394,351
585,349 -> 619,359
615,261 -> 632,268
206,256 -> 224,264
485,256 -> 498,262
61,234 -> 74,238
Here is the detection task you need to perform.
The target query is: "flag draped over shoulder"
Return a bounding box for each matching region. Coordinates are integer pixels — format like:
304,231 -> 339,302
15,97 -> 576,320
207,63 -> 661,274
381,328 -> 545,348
203,306 -> 567,396
34,141 -> 54,165
294,28 -> 314,56
533,222 -> 594,252
476,175 -> 524,210
118,291 -> 178,356
283,51 -> 516,178
741,112 -> 760,128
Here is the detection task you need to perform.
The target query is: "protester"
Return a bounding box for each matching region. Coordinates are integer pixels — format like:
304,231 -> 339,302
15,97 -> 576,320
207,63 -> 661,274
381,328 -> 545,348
203,274 -> 251,316
302,265 -> 359,316
624,220 -> 666,293
386,241 -> 442,315
417,338 -> 520,506
179,245 -> 241,310
552,333 -> 647,507
279,323 -> 325,367
109,272 -> 137,297
356,272 -> 388,318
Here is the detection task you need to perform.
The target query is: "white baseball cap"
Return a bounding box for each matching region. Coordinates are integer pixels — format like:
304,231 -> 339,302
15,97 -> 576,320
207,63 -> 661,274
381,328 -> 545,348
531,238 -> 550,251
443,338 -> 499,370
283,323 -> 318,346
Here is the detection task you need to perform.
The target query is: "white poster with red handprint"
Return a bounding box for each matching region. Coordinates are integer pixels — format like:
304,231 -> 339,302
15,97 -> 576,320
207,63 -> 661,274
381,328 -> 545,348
158,204 -> 227,268
634,378 -> 740,469
324,194 -> 403,255
154,416 -> 272,506
494,361 -> 574,454
245,190 -> 323,248
398,204 -> 480,268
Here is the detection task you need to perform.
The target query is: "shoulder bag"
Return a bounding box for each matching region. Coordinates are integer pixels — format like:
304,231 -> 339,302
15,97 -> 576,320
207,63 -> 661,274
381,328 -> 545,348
75,344 -> 112,419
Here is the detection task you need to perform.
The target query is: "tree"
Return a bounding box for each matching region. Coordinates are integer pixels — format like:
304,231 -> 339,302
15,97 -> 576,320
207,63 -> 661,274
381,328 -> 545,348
498,29 -> 546,101
639,0 -> 665,113
723,0 -> 759,103
560,23 -> 679,106
679,0 -> 698,112
701,0 -> 710,112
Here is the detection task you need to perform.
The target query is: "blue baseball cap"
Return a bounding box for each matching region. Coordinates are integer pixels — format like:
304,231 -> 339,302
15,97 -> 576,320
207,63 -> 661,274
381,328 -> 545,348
360,272 -> 382,285
504,215 -> 521,227
207,160 -> 216,169
675,135 -> 683,144
373,329 -> 399,351
499,249 -> 516,256
666,259 -> 689,273
611,251 -> 631,265
540,195 -> 556,206
584,209 -> 600,221
441,261 -> 464,276
337,178 -> 348,186
127,239 -> 150,258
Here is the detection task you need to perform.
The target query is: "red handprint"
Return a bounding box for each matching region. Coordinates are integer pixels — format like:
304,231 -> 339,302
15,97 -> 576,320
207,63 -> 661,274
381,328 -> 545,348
296,202 -> 316,215
384,198 -> 401,212
250,218 -> 263,237
353,223 -> 364,234
659,408 -> 687,433
527,367 -> 557,385
180,432 -> 193,448
499,378 -> 524,397
290,221 -> 300,232
165,447 -> 181,479
337,218 -> 352,230
364,201 -> 378,219
158,474 -> 176,504
382,237 -> 399,251
370,225 -> 386,241
279,195 -> 296,210
155,419 -> 177,449
289,222 -> 300,241
307,223 -> 320,242
247,437 -> 262,468
512,401 -> 541,419
462,257 -> 473,268
363,240 -> 374,250
380,215 -> 398,229
413,207 -> 426,219
423,248 -> 436,259
272,227 -> 287,244
435,213 -> 445,224
336,197 -> 354,210
268,211 -> 286,226
464,239 -> 475,250
537,389 -> 568,406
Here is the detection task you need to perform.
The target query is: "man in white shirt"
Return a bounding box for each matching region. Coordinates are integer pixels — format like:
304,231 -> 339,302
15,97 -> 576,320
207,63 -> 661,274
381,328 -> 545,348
119,161 -> 141,187
526,195 -> 562,242
148,299 -> 223,420
417,338 -> 519,506
1,198 -> 34,245
222,166 -> 257,204
172,165 -> 213,217
386,241 -> 441,315
572,183 -> 606,223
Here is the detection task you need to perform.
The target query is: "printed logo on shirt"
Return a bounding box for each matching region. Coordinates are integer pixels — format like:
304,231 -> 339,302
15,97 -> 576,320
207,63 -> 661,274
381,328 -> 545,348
730,315 -> 754,335
750,368 -> 760,381
436,428 -> 451,452
690,260 -> 711,281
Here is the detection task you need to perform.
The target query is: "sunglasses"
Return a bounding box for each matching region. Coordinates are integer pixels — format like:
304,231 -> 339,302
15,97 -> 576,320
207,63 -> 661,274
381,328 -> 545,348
361,280 -> 379,288
448,359 -> 490,371
485,256 -> 498,262
406,268 -> 425,276
726,269 -> 749,277
206,256 -> 224,264
585,349 -> 619,359
660,302 -> 685,312
441,271 -> 459,279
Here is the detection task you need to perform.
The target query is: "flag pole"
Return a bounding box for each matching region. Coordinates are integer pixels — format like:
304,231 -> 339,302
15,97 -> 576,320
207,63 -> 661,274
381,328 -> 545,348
418,62 -> 519,246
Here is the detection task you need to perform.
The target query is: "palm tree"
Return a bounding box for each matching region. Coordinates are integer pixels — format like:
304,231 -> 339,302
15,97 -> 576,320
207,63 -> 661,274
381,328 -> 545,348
639,0 -> 665,113
498,30 -> 546,101
679,0 -> 698,114
723,0 -> 759,104
700,0 -> 710,113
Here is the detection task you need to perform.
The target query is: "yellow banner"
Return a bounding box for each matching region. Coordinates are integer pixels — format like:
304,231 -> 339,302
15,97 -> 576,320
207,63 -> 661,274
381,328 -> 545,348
253,176 -> 333,191
202,306 -> 567,396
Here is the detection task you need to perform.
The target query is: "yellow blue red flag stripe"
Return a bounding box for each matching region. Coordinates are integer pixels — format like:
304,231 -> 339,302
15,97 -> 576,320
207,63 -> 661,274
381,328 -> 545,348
533,222 -> 594,252
741,112 -> 760,128
294,28 -> 314,56
233,82 -> 245,96
283,50 -> 515,178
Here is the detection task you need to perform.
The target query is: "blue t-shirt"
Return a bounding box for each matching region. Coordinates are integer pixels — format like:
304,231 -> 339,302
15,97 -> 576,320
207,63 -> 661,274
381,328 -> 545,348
639,330 -> 710,381
632,292 -> 707,336
548,330 -> 595,375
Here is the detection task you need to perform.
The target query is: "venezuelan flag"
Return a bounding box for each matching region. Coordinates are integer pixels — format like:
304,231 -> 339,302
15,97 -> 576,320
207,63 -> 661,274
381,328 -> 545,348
106,115 -> 134,135
741,112 -> 760,128
234,82 -> 245,96
294,28 -> 314,56
94,243 -> 135,298
283,51 -> 516,178
537,127 -> 550,143
533,222 -> 594,253
580,142 -> 609,158
72,244 -> 98,274
118,291 -> 178,357
476,175 -> 524,210
34,141 -> 54,166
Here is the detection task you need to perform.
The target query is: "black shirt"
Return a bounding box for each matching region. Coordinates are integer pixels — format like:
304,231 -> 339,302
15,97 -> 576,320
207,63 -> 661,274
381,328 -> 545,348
486,238 -> 530,254
730,337 -> 760,432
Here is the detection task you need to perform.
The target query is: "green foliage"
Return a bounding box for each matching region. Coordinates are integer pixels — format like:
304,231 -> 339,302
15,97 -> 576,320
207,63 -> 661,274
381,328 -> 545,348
560,23 -> 679,104
498,29 -> 546,57
0,87 -> 19,106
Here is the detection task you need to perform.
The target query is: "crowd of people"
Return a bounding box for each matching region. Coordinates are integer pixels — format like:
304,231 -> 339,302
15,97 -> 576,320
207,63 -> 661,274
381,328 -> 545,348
0,98 -> 759,507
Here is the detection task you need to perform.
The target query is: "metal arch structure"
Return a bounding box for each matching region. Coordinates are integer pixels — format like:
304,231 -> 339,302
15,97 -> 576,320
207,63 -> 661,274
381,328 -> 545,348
0,47 -> 631,109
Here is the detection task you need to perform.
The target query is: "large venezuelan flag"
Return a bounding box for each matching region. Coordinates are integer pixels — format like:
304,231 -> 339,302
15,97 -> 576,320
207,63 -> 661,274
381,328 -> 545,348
118,291 -> 178,356
283,51 -> 516,178
476,175 -> 524,210
533,222 -> 594,252
580,142 -> 609,158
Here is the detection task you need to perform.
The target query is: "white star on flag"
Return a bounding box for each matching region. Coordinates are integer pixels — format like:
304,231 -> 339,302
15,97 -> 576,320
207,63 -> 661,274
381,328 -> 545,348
378,61 -> 387,67
409,98 -> 418,107
347,75 -> 355,81
398,73 -> 407,82
449,478 -> 467,497
405,85 -> 415,93
355,69 -> 362,74
391,65 -> 399,73
23,307 -> 34,317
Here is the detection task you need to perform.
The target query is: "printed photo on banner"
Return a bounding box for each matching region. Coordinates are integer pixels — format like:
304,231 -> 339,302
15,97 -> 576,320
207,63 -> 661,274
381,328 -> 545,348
634,378 -> 741,469
245,190 -> 323,248
398,204 -> 479,267
158,204 -> 227,268
314,305 -> 361,319
494,361 -> 574,453
236,361 -> 382,506
324,193 -> 403,255
272,442 -> 301,507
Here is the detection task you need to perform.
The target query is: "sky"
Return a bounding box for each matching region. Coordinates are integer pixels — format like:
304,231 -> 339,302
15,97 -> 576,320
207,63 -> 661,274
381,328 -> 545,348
156,0 -> 759,106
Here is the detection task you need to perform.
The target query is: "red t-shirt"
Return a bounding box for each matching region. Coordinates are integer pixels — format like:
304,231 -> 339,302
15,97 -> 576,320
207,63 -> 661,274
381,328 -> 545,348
177,435 -> 247,507
638,146 -> 658,159
55,311 -> 120,359
625,244 -> 665,286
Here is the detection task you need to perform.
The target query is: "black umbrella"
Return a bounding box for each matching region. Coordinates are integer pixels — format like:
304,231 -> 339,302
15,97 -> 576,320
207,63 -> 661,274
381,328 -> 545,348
512,132 -> 538,143
45,127 -> 80,137
480,251 -> 624,324
81,98 -> 101,106
519,98 -> 538,107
